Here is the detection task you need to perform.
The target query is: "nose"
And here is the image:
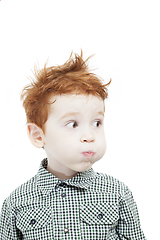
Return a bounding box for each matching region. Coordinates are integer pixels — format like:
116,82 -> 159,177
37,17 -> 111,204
80,129 -> 95,143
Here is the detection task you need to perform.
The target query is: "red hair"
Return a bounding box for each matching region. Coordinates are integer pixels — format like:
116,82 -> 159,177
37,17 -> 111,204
21,51 -> 111,132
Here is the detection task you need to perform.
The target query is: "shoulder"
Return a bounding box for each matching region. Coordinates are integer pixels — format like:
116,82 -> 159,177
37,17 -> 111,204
91,171 -> 129,196
4,174 -> 38,210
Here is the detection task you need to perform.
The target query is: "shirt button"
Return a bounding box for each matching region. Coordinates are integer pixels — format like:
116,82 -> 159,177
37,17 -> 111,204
97,213 -> 104,220
61,192 -> 66,198
59,182 -> 65,187
64,228 -> 69,233
30,219 -> 36,225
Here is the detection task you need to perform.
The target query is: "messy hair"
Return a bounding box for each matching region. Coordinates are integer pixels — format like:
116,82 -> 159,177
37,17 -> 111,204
21,50 -> 111,132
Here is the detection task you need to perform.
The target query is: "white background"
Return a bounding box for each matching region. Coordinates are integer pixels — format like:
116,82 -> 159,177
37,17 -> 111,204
0,0 -> 160,239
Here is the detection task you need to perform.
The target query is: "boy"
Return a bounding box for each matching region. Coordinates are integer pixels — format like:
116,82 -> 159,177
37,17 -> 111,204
0,51 -> 146,239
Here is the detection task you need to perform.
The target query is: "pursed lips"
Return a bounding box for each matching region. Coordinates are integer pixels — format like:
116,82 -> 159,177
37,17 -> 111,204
82,151 -> 95,158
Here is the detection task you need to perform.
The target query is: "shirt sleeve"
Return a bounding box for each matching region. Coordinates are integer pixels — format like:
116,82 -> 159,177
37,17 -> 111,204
116,187 -> 147,240
0,198 -> 23,240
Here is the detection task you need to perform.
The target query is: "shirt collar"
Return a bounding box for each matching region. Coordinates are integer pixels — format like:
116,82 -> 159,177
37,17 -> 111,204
37,159 -> 96,196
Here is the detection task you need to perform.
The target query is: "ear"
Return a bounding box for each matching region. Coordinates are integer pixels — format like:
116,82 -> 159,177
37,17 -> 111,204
27,123 -> 45,148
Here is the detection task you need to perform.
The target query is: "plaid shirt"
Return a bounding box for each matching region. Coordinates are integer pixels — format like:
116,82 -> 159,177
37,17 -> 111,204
0,159 -> 146,240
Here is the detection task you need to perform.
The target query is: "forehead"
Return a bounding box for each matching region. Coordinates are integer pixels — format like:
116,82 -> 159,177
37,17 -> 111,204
48,94 -> 105,115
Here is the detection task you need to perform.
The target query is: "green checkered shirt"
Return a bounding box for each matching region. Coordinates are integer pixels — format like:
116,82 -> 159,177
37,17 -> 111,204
0,159 -> 146,239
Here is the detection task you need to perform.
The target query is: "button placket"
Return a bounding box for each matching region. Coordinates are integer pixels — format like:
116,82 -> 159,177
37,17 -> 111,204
58,181 -> 67,198
55,180 -> 68,234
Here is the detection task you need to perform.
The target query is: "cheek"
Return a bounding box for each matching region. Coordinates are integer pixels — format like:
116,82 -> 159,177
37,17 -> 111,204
98,132 -> 107,151
61,131 -> 78,144
101,138 -> 107,152
44,129 -> 63,152
97,130 -> 106,142
57,133 -> 77,152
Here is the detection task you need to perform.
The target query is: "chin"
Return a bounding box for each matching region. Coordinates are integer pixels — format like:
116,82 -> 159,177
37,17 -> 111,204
82,161 -> 93,171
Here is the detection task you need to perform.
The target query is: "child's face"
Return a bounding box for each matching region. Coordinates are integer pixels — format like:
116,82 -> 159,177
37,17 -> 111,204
43,94 -> 106,179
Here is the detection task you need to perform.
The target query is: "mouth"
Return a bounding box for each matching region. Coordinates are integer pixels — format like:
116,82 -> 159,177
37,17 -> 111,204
82,151 -> 95,158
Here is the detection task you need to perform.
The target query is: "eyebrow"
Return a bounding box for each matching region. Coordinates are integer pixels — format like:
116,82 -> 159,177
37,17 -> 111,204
60,111 -> 104,120
97,111 -> 104,117
60,112 -> 79,120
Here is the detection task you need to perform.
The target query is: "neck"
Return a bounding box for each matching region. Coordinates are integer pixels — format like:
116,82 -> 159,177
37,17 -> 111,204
47,164 -> 78,180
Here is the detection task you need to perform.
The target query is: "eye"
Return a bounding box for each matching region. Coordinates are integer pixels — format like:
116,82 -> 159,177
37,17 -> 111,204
93,120 -> 102,127
66,121 -> 78,129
